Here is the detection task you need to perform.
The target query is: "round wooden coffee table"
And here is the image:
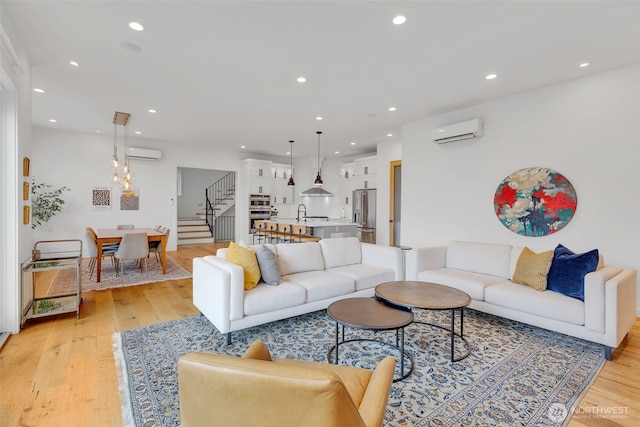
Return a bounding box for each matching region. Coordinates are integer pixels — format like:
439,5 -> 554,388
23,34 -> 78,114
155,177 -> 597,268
375,281 -> 471,362
327,297 -> 414,381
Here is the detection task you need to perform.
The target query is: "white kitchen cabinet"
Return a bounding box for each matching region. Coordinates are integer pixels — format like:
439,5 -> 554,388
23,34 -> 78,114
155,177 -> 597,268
246,159 -> 272,195
271,163 -> 293,205
354,155 -> 377,189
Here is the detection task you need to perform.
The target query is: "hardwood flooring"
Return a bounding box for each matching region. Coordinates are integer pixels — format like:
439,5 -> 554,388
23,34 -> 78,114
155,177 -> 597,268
1,242 -> 638,426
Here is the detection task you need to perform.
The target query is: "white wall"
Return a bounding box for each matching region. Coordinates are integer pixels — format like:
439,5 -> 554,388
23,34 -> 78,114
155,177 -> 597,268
376,139 -> 402,246
177,167 -> 231,218
31,128 -> 247,256
1,6 -> 33,333
401,64 -> 640,312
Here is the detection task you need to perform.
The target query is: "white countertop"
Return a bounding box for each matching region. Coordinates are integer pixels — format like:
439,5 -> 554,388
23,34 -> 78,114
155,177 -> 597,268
270,218 -> 358,227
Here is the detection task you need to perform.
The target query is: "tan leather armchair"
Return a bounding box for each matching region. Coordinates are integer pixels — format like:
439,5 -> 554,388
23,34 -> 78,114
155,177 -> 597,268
178,340 -> 396,427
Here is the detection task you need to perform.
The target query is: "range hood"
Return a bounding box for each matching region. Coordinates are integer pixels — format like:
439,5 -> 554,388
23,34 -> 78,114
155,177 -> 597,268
300,185 -> 334,197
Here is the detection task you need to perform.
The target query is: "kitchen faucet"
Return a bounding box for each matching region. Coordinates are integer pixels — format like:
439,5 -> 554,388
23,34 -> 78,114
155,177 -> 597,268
297,204 -> 307,222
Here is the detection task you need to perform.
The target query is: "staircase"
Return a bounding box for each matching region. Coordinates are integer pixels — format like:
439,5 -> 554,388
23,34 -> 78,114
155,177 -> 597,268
179,172 -> 236,245
177,218 -> 215,245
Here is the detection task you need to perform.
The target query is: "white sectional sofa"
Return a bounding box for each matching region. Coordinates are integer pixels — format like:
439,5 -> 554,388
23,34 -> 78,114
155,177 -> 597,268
405,241 -> 637,359
193,237 -> 403,344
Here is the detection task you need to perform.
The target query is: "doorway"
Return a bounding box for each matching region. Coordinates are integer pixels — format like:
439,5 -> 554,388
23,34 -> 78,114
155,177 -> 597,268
389,160 -> 402,246
1,67 -> 19,337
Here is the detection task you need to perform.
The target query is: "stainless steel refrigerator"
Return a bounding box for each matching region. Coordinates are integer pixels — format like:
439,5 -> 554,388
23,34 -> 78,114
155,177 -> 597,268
353,188 -> 376,243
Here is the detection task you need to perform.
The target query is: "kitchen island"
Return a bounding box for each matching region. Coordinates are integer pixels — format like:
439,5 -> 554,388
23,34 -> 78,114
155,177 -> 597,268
268,218 -> 358,239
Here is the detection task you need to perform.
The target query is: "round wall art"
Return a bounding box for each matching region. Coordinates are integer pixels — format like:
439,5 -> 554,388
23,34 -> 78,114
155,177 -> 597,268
494,167 -> 577,237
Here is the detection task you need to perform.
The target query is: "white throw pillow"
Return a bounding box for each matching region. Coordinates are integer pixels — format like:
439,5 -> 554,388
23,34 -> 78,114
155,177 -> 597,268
319,237 -> 362,269
276,242 -> 325,276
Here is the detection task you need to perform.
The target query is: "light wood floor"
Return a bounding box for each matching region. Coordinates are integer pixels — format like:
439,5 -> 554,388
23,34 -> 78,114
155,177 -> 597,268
1,243 -> 638,426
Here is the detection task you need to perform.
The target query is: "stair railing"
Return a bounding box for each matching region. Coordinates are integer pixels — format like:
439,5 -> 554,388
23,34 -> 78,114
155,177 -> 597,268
205,172 -> 236,240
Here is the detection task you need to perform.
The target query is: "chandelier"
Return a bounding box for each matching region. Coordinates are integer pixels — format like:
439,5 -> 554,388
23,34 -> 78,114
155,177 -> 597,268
110,112 -> 135,195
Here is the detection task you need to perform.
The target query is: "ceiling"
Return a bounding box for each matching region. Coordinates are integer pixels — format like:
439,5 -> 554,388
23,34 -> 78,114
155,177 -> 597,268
5,1 -> 640,159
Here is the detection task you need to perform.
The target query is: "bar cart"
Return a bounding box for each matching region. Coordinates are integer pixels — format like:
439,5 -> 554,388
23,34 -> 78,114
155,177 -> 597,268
21,239 -> 83,326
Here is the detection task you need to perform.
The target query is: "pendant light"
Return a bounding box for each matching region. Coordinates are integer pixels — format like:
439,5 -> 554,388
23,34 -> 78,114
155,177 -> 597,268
110,111 -> 135,194
287,140 -> 295,186
300,130 -> 333,197
314,131 -> 323,185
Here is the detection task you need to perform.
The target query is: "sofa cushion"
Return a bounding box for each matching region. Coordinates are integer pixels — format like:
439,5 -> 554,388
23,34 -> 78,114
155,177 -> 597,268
243,281 -> 307,316
284,271 -> 355,303
327,264 -> 395,291
226,242 -> 261,290
416,268 -> 506,301
547,244 -> 599,301
276,242 -> 325,276
446,241 -> 512,279
255,245 -> 281,286
511,247 -> 554,291
319,237 -> 362,269
485,281 -> 585,325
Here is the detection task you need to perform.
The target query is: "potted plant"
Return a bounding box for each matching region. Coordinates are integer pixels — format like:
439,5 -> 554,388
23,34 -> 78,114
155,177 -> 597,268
31,180 -> 70,229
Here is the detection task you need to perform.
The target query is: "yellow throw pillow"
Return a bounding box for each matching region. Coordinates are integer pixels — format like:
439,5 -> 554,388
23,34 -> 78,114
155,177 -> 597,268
512,247 -> 554,291
226,241 -> 261,290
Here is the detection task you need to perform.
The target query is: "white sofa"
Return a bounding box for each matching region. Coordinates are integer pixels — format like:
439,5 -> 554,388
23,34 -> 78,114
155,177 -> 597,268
405,241 -> 637,359
193,237 -> 403,344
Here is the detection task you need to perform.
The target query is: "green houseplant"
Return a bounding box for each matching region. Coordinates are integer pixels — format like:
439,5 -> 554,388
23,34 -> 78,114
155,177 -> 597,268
31,180 -> 70,229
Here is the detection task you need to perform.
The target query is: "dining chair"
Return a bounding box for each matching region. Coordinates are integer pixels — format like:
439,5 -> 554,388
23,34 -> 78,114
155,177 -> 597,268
86,227 -> 120,251
149,228 -> 170,263
85,228 -> 117,278
114,232 -> 149,276
117,224 -> 135,230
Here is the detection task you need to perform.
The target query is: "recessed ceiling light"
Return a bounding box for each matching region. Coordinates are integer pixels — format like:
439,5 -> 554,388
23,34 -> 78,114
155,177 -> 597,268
579,62 -> 590,68
96,130 -> 102,133
48,119 -> 57,123
387,133 -> 393,137
392,15 -> 407,25
485,73 -> 497,80
316,116 -> 323,121
134,131 -> 142,135
69,61 -> 79,67
148,109 -> 157,113
334,151 -> 340,154
388,106 -> 397,112
286,151 -> 291,155
129,22 -> 144,31
438,129 -> 444,132
296,77 -> 307,83
240,145 -> 246,149
350,142 -> 356,146
33,88 -> 45,93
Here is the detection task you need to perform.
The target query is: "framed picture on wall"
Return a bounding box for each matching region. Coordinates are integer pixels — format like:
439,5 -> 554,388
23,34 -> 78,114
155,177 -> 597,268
23,181 -> 29,200
23,205 -> 30,225
92,187 -> 112,210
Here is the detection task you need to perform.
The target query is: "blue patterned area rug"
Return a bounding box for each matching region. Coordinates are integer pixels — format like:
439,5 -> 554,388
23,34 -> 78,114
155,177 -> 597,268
113,309 -> 604,427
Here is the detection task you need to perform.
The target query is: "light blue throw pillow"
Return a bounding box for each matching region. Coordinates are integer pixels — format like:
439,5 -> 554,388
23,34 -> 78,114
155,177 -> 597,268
255,245 -> 280,286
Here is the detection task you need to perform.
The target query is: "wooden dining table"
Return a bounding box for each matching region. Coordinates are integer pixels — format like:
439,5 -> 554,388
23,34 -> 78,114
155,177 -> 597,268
95,228 -> 167,282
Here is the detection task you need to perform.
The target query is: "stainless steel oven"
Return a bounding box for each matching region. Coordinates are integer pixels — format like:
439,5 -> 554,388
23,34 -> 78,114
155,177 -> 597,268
249,194 -> 271,233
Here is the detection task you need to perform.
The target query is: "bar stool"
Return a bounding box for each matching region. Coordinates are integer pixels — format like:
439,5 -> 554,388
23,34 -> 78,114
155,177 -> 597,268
291,224 -> 306,243
278,223 -> 294,243
266,222 -> 279,243
253,220 -> 267,244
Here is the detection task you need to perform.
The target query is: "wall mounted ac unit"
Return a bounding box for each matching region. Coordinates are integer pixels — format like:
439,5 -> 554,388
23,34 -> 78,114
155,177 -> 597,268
126,147 -> 162,161
432,119 -> 484,144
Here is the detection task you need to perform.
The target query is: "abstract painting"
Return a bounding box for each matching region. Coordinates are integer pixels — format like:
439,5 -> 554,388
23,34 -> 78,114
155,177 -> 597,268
92,187 -> 112,210
494,167 -> 577,236
120,188 -> 139,211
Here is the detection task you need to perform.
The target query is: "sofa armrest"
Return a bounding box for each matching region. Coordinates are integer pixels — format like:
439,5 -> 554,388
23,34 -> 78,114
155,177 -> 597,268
584,266 -> 622,333
358,356 -> 396,427
405,246 -> 447,281
192,256 -> 244,335
604,268 -> 637,348
360,243 -> 403,280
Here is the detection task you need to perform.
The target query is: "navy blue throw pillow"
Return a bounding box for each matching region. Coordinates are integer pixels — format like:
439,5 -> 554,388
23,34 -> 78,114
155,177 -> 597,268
547,244 -> 599,301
